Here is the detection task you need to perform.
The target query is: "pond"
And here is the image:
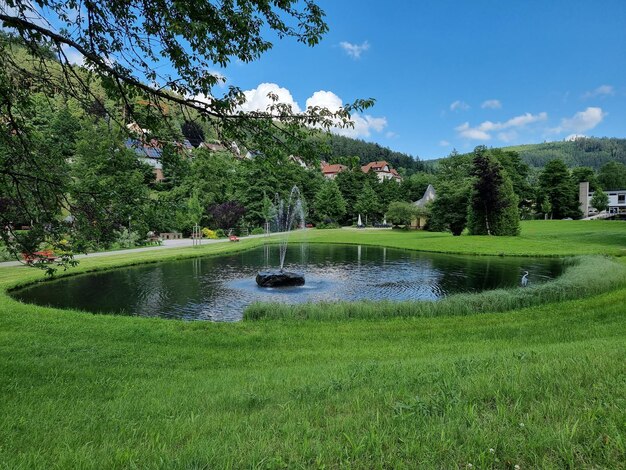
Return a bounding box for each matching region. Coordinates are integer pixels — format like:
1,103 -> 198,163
13,244 -> 564,321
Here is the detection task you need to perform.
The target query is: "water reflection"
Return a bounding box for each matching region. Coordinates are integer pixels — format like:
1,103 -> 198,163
13,244 -> 564,322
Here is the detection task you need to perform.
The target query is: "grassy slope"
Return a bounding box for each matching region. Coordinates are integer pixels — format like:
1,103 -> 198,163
1,221 -> 625,468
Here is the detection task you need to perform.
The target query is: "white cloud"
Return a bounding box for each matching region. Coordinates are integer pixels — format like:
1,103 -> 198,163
456,112 -> 547,140
304,90 -> 387,138
439,140 -> 451,146
339,41 -> 370,59
456,122 -> 490,140
565,134 -> 587,141
306,90 -> 342,111
62,46 -> 85,66
481,99 -> 502,109
554,107 -> 606,133
238,82 -> 301,113
582,85 -> 614,99
450,100 -> 470,111
497,131 -> 518,142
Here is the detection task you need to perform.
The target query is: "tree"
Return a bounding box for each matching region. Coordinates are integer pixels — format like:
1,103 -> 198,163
314,180 -> 346,223
354,182 -> 381,225
70,124 -> 150,250
598,161 -> 626,190
0,2 -> 373,264
590,188 -> 609,213
385,202 -> 416,227
571,166 -> 599,191
539,159 -> 581,219
335,168 -> 374,223
467,147 -> 520,236
207,201 -> 247,230
427,182 -> 471,236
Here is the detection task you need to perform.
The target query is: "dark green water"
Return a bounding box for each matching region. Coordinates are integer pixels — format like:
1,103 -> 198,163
12,244 -> 564,321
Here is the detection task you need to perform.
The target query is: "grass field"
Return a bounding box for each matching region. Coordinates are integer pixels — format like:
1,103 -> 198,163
1,220 -> 625,468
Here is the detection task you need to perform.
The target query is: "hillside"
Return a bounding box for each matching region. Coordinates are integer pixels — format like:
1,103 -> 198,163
494,138 -> 626,169
320,134 -> 423,173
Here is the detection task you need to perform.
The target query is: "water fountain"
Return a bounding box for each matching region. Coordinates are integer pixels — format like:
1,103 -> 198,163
256,186 -> 306,287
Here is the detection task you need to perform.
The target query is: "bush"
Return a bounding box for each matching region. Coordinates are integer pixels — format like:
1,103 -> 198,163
113,228 -> 141,249
316,222 -> 340,229
202,228 -> 218,239
215,229 -> 226,238
385,201 -> 416,227
251,227 -> 265,235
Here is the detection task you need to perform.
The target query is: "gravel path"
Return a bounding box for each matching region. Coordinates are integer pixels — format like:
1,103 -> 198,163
0,232 -> 281,268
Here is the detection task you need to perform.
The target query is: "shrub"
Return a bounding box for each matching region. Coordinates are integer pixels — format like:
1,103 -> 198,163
113,228 -> 141,248
215,229 -> 226,238
251,227 -> 265,235
386,201 -> 416,227
202,228 -> 218,239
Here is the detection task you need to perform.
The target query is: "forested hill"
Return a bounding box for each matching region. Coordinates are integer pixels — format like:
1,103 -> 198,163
500,138 -> 626,170
320,134 -> 423,173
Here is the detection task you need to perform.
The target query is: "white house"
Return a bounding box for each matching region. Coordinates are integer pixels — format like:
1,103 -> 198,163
361,161 -> 402,182
579,182 -> 626,217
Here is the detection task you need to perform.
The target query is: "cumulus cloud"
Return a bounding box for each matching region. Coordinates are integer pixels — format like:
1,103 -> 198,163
238,82 -> 301,113
450,100 -> 470,111
305,90 -> 342,111
234,86 -> 386,138
582,85 -> 614,99
481,99 -> 502,109
339,41 -> 370,59
306,90 -> 386,138
554,107 -> 606,133
565,134 -> 587,141
456,112 -> 547,141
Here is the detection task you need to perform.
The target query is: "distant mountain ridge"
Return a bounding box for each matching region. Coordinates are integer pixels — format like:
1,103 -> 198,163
436,138 -> 626,170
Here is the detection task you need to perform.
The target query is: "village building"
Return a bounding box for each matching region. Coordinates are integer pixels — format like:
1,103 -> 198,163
320,163 -> 348,179
411,184 -> 436,229
320,160 -> 403,182
579,182 -> 626,218
361,161 -> 402,182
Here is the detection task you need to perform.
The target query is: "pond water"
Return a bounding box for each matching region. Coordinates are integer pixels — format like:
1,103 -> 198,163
13,244 -> 564,321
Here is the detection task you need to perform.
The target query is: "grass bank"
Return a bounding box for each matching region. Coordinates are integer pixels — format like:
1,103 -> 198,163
245,255 -> 626,320
1,220 -> 625,468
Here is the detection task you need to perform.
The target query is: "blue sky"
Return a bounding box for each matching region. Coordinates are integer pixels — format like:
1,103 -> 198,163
211,0 -> 626,160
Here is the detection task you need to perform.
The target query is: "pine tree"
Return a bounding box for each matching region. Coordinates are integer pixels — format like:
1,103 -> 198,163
314,180 -> 346,223
467,147 -> 520,236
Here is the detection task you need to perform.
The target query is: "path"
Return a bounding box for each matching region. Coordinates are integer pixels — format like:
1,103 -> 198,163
0,232 -> 284,268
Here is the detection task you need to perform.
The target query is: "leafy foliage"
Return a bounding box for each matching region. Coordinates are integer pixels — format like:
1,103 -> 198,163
539,159 -> 581,219
385,201 -> 416,227
314,180 -> 346,223
466,147 -> 520,236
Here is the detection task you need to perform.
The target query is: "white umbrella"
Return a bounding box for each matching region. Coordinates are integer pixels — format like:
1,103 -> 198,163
357,214 -> 362,226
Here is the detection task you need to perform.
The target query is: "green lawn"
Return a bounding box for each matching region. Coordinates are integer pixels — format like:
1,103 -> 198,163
1,221 -> 625,468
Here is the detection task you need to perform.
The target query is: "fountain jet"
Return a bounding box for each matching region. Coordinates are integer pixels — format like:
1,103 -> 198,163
256,186 -> 306,287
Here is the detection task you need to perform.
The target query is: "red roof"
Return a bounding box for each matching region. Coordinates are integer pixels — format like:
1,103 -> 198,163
321,163 -> 348,175
361,161 -> 390,173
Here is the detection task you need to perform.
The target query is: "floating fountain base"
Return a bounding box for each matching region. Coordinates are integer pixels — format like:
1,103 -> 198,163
256,270 -> 305,288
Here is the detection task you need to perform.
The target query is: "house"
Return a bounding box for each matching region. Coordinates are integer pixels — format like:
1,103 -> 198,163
125,138 -> 165,182
411,184 -> 436,229
579,182 -> 626,218
321,163 -> 348,179
361,161 -> 402,182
